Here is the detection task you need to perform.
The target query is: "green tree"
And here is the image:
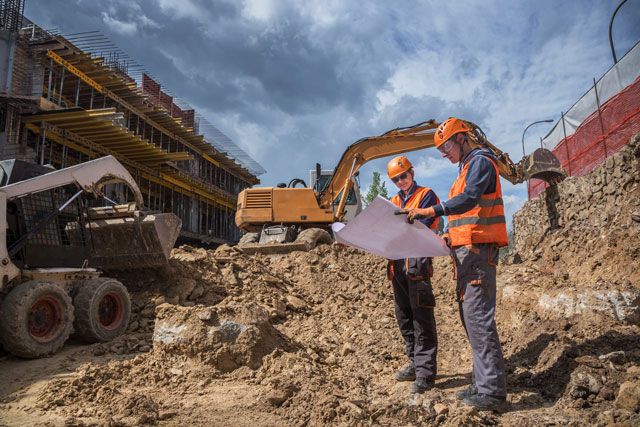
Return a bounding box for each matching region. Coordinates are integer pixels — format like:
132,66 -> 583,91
364,171 -> 389,205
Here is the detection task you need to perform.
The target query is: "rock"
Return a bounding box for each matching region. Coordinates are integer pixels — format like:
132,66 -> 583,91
266,384 -> 297,406
627,366 -> 640,376
158,410 -> 177,420
152,303 -> 283,371
174,278 -> 197,301
599,351 -> 627,365
433,403 -> 449,416
271,299 -> 287,318
340,343 -> 355,356
508,252 -> 523,264
553,270 -> 569,281
221,266 -> 238,286
632,211 -> 640,223
569,370 -> 603,398
574,355 -> 602,368
615,381 -> 640,412
188,283 -> 206,301
286,295 -> 307,310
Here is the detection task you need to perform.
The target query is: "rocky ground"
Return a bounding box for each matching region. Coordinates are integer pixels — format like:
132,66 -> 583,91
0,135 -> 639,426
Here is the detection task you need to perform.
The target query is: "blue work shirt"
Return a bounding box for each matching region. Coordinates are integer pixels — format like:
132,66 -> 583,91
395,181 -> 439,229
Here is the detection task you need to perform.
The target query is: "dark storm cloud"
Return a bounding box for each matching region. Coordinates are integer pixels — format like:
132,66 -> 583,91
23,0 -> 640,229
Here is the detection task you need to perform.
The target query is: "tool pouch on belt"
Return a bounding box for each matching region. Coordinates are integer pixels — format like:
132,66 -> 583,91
405,257 -> 433,281
453,244 -> 497,302
405,257 -> 435,307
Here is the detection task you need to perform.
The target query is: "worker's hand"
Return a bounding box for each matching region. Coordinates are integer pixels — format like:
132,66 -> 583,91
443,236 -> 451,248
407,207 -> 435,222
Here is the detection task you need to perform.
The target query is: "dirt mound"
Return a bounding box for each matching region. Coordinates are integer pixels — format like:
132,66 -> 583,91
6,135 -> 640,426
153,303 -> 291,371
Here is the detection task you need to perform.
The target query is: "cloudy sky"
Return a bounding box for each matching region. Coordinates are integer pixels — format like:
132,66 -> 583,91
25,0 -> 640,227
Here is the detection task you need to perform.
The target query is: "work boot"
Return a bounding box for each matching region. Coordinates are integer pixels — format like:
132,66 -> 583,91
462,393 -> 506,411
410,377 -> 435,394
456,384 -> 478,400
395,365 -> 416,382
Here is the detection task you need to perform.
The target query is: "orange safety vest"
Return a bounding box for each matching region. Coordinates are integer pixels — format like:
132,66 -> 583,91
447,155 -> 508,247
388,186 -> 439,282
391,186 -> 440,231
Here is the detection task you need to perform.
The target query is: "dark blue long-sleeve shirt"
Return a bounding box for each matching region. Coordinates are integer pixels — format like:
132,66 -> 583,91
433,148 -> 497,218
395,181 -> 438,228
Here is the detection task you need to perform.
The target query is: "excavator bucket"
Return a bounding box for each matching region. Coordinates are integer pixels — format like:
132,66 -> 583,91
520,148 -> 567,184
66,205 -> 182,270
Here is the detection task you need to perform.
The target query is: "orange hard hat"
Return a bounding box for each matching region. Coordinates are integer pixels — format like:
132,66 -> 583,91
387,156 -> 412,179
434,117 -> 471,148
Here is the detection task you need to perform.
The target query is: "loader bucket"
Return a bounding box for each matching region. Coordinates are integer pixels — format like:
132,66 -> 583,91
66,211 -> 182,270
521,148 -> 566,184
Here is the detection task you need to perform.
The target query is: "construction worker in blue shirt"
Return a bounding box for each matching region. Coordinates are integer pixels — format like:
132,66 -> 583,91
404,118 -> 508,410
387,155 -> 441,394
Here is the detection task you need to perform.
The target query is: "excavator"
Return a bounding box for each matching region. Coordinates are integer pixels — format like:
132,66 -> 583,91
235,119 -> 565,254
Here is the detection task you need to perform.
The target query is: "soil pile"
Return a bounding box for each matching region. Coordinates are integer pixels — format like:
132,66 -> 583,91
2,134 -> 640,426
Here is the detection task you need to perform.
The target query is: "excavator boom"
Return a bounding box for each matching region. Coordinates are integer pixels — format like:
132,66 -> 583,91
321,119 -> 565,220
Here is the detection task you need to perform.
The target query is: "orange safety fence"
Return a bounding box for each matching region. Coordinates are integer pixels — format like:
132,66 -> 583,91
529,76 -> 640,199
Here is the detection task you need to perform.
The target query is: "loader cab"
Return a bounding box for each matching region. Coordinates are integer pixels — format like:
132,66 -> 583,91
310,169 -> 363,222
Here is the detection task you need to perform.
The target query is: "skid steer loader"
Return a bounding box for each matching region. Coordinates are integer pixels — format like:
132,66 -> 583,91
0,155 -> 181,358
235,119 -> 566,254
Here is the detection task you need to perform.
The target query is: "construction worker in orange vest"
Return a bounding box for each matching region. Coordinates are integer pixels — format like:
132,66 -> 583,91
404,118 -> 508,410
386,155 -> 441,394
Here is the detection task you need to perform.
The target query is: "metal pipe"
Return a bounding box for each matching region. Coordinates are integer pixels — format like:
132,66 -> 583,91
521,119 -> 554,157
58,67 -> 65,105
609,0 -> 629,64
593,77 -> 608,157
46,59 -> 53,100
561,111 -> 572,175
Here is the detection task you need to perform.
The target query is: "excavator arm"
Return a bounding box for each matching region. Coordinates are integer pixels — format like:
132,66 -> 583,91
320,119 -> 565,221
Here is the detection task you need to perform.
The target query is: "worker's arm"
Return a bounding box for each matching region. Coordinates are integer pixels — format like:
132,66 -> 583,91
433,155 -> 496,217
416,189 -> 438,228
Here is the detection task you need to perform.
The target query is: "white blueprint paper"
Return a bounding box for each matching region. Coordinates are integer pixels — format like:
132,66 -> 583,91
331,196 -> 450,260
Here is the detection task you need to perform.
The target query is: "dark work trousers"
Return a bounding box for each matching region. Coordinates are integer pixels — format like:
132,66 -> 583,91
453,243 -> 507,397
391,259 -> 438,381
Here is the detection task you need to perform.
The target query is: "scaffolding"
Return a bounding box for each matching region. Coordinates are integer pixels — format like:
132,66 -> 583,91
0,0 -> 24,32
0,16 -> 264,244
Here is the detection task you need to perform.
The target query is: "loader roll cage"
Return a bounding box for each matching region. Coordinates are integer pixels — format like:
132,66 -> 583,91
0,156 -> 146,286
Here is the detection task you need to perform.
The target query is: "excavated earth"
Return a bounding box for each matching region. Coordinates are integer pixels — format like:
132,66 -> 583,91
1,134 -> 639,426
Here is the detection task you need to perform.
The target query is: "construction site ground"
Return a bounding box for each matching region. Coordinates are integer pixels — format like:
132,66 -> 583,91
1,136 -> 640,426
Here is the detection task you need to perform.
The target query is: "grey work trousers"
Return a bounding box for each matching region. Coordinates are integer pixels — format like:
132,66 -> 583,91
391,259 -> 438,380
453,243 -> 506,397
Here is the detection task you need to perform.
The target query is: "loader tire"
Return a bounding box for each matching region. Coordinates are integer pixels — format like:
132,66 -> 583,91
73,278 -> 131,343
0,281 -> 74,358
238,232 -> 259,246
295,228 -> 333,250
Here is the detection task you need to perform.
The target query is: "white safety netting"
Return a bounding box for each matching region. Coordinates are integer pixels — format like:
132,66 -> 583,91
542,41 -> 640,150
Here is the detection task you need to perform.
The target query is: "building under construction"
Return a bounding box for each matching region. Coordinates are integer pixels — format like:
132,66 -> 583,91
0,2 -> 264,244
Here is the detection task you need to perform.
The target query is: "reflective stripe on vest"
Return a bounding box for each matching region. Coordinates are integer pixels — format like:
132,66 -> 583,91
447,156 -> 509,247
391,186 -> 440,231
